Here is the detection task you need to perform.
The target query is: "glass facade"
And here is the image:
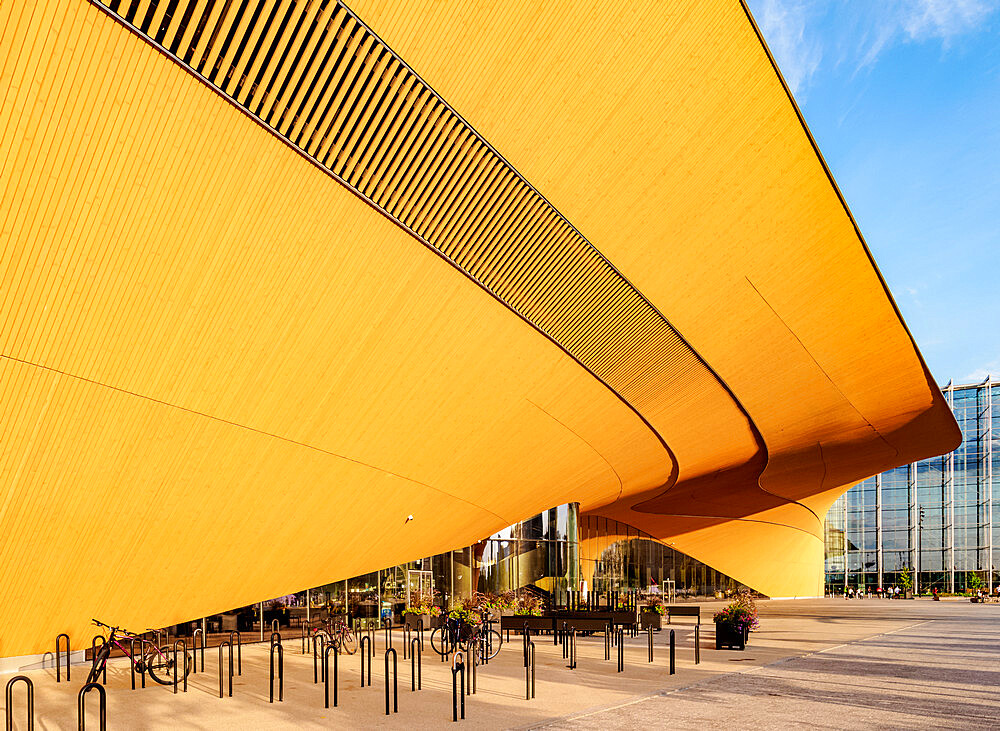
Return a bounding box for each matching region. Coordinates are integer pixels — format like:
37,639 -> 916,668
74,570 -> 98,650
825,379 -> 1000,593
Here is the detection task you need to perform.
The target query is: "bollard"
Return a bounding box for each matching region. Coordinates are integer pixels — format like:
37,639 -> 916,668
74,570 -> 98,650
695,625 -> 700,664
604,623 -> 611,660
90,636 -> 107,685
218,641 -> 233,698
192,628 -> 205,674
525,641 -> 535,700
568,627 -> 577,670
5,675 -> 33,731
385,648 -> 398,715
410,637 -> 422,691
452,653 -> 466,721
228,631 -> 242,675
617,628 -> 624,673
648,626 -> 654,663
360,636 -> 372,687
669,629 -> 675,675
130,639 -> 145,689
56,633 -> 71,683
78,682 -> 106,731
324,644 -> 338,708
270,643 -> 283,703
173,640 -> 188,694
313,633 -> 327,684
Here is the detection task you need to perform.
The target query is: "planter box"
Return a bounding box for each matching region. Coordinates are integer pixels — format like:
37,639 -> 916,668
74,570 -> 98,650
428,614 -> 446,629
715,620 -> 748,650
640,611 -> 662,630
403,613 -> 430,630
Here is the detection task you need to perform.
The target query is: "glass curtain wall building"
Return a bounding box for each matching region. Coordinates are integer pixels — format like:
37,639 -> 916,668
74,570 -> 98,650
825,378 -> 999,594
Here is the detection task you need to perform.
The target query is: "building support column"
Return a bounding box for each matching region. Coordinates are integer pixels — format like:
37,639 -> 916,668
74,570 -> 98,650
946,382 -> 956,593
876,473 -> 883,590
986,376 -> 993,592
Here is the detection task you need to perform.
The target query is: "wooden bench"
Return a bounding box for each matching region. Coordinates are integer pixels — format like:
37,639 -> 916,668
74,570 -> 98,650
665,605 -> 701,624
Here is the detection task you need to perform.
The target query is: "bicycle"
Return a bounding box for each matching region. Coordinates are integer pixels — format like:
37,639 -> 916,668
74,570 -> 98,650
88,619 -> 191,685
309,617 -> 357,655
430,614 -> 502,662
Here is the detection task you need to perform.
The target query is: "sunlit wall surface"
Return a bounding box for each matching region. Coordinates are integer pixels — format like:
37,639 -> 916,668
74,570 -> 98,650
826,380 -> 1000,593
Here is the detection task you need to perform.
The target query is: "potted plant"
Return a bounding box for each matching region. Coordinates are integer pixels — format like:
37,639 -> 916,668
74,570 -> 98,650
899,567 -> 914,599
513,594 -> 543,617
713,604 -> 752,650
641,596 -> 664,630
402,603 -> 430,630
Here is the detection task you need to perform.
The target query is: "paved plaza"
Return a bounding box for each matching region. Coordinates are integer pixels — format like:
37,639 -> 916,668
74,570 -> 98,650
3,599 -> 998,729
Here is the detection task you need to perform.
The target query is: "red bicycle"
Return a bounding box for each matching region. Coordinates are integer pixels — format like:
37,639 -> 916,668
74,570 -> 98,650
87,619 -> 190,685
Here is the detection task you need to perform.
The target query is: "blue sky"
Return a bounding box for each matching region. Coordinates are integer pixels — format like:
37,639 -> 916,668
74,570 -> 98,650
746,0 -> 1000,385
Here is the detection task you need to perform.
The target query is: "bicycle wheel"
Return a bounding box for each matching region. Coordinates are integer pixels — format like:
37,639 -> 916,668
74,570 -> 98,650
339,629 -> 357,655
145,646 -> 191,685
430,627 -> 451,656
480,629 -> 502,661
86,646 -> 110,684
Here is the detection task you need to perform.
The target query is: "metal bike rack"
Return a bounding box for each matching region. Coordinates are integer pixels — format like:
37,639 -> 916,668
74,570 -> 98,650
452,652 -> 466,721
524,641 -> 535,700
324,643 -> 338,708
5,675 -> 33,731
403,624 -> 411,659
604,623 -> 611,660
56,633 -> 71,683
617,628 -> 624,673
648,626 -> 654,663
567,627 -> 577,670
271,619 -> 279,635
228,631 -> 242,675
522,624 -> 530,667
269,631 -> 282,647
218,641 -> 233,698
173,640 -> 188,694
192,628 -> 205,673
301,624 -> 309,654
410,637 -> 421,691
467,641 -> 476,695
385,647 -> 398,715
78,682 -> 106,731
669,629 -> 676,675
560,622 -> 568,656
270,642 -> 283,703
90,635 -> 106,685
129,639 -> 145,689
694,625 -> 700,664
312,633 -> 327,684
383,618 -> 393,650
360,635 -> 372,687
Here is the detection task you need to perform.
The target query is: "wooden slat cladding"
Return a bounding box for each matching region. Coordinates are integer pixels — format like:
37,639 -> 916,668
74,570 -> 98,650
91,0 -> 700,405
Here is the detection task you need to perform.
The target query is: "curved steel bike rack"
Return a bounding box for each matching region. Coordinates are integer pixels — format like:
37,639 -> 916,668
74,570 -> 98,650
192,628 -> 205,673
269,643 -> 283,703
452,652 -> 466,721
567,627 -> 577,670
90,635 -> 106,685
5,675 -> 33,731
129,639 -> 145,689
56,633 -> 71,683
218,641 -> 233,698
360,635 -> 372,687
384,647 -> 398,715
269,631 -> 282,647
78,682 -> 106,730
312,632 -> 327,684
410,637 -> 422,691
228,631 -> 242,675
323,643 -> 338,708
172,640 -> 188,694
524,642 -> 535,700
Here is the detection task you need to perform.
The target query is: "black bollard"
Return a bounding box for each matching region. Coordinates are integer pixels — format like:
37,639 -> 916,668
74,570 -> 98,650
324,644 -> 338,708
172,640 -> 188,694
525,641 -> 535,700
617,628 -> 624,673
695,625 -> 700,664
218,642 -> 233,698
648,626 -> 654,663
5,675 -> 33,731
360,636 -> 371,687
56,633 -> 71,683
385,647 -> 398,715
229,631 -> 242,675
452,653 -> 466,721
568,627 -> 577,670
410,637 -> 422,691
669,629 -> 675,675
78,682 -> 106,731
270,643 -> 283,703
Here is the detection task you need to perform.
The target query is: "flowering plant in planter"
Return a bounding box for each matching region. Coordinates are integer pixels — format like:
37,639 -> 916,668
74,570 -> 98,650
513,594 -> 543,617
712,604 -> 753,631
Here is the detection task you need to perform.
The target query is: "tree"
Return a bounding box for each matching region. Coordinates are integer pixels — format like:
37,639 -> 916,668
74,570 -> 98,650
967,571 -> 984,594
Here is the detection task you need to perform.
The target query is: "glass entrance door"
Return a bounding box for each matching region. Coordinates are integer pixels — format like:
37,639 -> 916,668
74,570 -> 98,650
407,569 -> 433,608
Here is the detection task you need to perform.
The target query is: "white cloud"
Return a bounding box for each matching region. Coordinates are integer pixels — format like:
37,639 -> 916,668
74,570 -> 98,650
903,0 -> 995,42
960,359 -> 1000,384
756,0 -> 824,95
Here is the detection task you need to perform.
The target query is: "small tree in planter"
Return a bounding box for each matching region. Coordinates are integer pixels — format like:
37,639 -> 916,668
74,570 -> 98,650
899,567 -> 913,598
